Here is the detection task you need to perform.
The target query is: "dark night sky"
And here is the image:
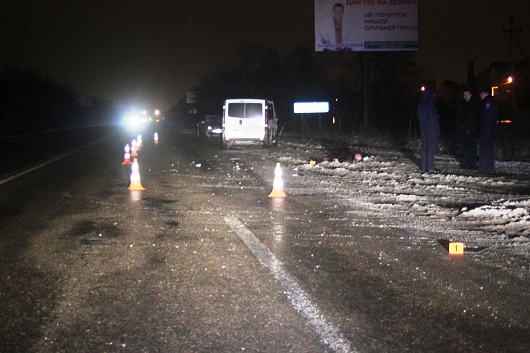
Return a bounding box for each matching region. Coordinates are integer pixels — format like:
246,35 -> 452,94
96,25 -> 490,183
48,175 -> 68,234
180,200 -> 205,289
1,1 -> 529,111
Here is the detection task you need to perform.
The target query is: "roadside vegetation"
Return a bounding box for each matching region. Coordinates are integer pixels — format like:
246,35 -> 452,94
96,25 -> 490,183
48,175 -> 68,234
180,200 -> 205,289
2,45 -> 528,160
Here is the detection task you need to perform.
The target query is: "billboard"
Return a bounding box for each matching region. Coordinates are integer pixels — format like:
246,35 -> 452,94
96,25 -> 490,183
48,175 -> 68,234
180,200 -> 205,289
293,102 -> 330,114
186,91 -> 202,104
314,0 -> 418,52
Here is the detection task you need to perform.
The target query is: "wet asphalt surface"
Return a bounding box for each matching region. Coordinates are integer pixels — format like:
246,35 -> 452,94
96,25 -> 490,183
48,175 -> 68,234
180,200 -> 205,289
1,124 -> 529,353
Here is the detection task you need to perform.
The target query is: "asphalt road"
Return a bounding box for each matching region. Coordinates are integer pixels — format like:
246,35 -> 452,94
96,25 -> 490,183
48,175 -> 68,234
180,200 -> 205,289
1,124 -> 529,353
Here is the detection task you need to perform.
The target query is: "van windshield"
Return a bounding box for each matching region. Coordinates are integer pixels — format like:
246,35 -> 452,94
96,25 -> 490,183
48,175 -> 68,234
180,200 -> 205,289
228,103 -> 262,118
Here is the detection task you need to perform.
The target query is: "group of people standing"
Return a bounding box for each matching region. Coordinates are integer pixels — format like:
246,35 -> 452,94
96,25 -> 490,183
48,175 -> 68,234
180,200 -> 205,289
417,86 -> 498,174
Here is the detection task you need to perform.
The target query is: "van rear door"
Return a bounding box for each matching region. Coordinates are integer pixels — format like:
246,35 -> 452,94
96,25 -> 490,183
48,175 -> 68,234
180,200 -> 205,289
223,99 -> 265,140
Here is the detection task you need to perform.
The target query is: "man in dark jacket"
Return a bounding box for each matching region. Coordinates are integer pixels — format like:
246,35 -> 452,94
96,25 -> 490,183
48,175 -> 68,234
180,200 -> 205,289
478,86 -> 498,174
417,88 -> 440,173
456,88 -> 480,169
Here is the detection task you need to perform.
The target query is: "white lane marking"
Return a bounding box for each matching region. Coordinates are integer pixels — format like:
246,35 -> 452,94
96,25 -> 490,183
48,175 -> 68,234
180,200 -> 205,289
224,216 -> 356,353
0,137 -> 109,185
0,151 -> 79,185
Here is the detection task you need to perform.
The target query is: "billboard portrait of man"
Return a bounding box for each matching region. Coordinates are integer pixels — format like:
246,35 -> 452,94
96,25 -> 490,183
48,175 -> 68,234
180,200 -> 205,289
316,2 -> 355,51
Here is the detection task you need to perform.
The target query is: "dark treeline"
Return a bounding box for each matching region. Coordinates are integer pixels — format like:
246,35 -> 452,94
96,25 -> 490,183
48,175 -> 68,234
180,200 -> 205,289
170,45 -> 426,138
171,44 -> 529,150
0,66 -> 117,137
0,66 -> 76,136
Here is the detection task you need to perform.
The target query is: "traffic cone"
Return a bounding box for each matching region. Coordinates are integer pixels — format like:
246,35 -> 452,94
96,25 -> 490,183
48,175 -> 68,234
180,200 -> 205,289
128,158 -> 145,190
122,144 -> 131,165
131,139 -> 138,157
154,132 -> 159,144
137,134 -> 143,150
268,162 -> 286,198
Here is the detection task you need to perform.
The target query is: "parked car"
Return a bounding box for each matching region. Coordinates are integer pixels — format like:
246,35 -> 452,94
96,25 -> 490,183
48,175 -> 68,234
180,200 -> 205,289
196,114 -> 222,139
221,98 -> 278,149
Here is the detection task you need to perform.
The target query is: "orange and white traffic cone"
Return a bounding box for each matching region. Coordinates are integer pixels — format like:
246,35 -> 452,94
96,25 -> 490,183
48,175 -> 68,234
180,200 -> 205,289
137,134 -> 143,151
122,144 -> 132,165
268,162 -> 286,198
128,158 -> 145,191
154,132 -> 159,144
131,139 -> 139,157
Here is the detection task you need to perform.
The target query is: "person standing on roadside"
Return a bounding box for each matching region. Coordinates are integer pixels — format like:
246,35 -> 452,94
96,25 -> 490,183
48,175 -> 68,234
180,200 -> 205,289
478,86 -> 498,174
417,88 -> 440,173
456,88 -> 480,169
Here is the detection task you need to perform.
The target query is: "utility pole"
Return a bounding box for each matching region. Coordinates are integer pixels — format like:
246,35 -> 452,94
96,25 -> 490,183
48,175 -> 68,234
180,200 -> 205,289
363,54 -> 369,131
503,17 -> 522,109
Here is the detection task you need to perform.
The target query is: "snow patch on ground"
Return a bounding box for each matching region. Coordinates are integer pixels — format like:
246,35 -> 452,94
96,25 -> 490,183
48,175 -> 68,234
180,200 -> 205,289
243,136 -> 530,257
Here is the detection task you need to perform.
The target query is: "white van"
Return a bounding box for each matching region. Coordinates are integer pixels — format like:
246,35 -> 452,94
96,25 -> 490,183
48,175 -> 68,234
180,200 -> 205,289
222,98 -> 278,149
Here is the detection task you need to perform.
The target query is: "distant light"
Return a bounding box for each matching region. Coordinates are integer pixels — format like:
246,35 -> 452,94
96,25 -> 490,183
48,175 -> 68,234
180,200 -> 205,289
154,109 -> 160,116
491,86 -> 498,96
507,76 -> 513,83
421,86 -> 425,91
122,107 -> 150,131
